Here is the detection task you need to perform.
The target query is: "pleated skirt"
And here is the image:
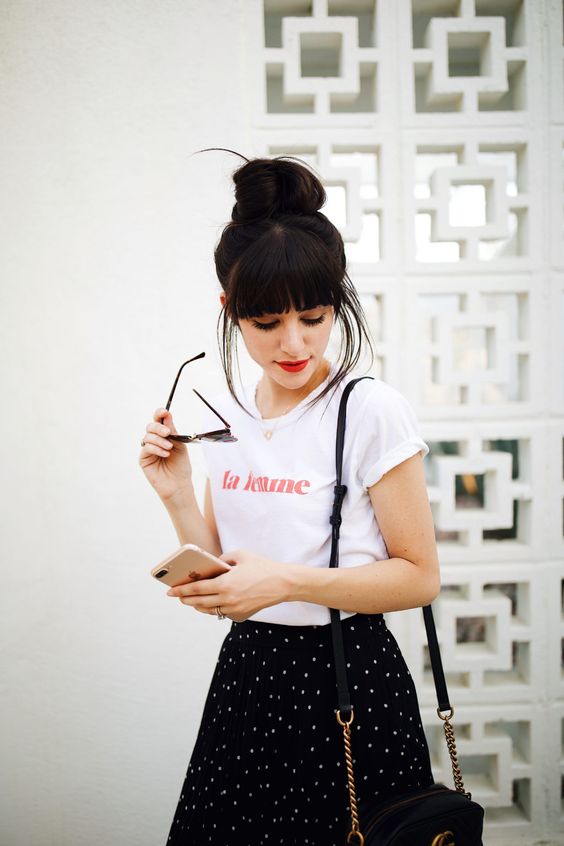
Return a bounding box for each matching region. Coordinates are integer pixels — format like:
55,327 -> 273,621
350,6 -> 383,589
166,612 -> 434,846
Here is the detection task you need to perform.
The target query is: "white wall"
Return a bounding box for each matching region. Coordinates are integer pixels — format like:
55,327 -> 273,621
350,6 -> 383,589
0,2 -> 255,844
1,1 -> 563,845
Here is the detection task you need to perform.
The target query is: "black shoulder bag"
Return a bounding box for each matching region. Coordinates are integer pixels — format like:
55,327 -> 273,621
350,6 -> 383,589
329,377 -> 485,846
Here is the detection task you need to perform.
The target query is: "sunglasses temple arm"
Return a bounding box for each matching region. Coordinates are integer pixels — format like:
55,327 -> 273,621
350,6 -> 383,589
164,379 -> 179,412
164,352 -> 206,411
192,389 -> 231,428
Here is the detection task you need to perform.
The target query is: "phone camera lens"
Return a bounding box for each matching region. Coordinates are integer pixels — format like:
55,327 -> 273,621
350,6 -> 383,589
154,569 -> 168,579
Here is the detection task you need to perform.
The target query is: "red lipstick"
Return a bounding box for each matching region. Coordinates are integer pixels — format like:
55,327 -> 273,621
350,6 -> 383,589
276,359 -> 309,373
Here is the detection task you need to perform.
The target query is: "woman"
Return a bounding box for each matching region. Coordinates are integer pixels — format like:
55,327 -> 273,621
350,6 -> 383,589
139,152 -> 440,845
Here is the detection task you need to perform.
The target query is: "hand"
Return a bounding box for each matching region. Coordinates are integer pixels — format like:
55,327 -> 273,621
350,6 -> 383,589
165,549 -> 291,622
139,407 -> 193,503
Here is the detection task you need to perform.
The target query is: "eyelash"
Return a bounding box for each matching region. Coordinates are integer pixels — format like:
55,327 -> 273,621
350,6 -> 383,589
252,315 -> 326,331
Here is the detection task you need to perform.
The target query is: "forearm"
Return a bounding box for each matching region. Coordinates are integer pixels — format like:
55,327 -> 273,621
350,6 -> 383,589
284,558 -> 440,615
163,487 -> 222,558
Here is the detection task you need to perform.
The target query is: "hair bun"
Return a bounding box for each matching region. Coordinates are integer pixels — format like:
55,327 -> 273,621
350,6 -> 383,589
231,157 -> 326,223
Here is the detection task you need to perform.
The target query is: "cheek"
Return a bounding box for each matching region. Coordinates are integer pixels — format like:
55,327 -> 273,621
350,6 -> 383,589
239,325 -> 272,357
316,320 -> 333,347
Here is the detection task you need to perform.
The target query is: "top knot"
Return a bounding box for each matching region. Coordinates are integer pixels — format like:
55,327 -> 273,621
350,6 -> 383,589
231,157 -> 326,223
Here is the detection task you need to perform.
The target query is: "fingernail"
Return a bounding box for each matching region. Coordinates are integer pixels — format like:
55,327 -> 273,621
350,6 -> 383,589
166,589 -> 174,596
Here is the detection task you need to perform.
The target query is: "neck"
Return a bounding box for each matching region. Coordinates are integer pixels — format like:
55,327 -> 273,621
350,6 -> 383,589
256,359 -> 332,419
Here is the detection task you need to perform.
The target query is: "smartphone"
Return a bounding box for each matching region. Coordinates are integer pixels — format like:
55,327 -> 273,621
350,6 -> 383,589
151,543 -> 233,587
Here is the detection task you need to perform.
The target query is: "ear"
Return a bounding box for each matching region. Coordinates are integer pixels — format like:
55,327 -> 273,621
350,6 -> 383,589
219,291 -> 238,326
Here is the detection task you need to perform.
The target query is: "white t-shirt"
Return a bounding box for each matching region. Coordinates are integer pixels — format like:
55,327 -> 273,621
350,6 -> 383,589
200,362 -> 429,626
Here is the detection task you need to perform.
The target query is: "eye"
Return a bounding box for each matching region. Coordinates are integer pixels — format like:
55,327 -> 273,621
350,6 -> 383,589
302,315 -> 326,326
251,320 -> 277,331
251,314 -> 327,331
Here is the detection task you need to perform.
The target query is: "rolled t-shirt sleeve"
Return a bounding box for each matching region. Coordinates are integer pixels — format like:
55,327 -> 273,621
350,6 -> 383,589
354,382 -> 429,490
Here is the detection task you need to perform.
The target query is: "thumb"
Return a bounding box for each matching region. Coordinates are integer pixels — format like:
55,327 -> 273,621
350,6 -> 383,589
219,551 -> 239,566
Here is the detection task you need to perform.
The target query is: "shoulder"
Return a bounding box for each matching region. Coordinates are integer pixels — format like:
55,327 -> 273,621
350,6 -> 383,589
338,374 -> 416,420
339,374 -> 427,452
338,376 -> 428,488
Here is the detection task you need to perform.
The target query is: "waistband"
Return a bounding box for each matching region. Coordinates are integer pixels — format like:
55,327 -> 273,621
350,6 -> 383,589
226,612 -> 386,650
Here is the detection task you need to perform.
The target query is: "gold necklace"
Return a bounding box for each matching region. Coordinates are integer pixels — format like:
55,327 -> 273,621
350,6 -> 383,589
255,390 -> 303,440
255,362 -> 331,439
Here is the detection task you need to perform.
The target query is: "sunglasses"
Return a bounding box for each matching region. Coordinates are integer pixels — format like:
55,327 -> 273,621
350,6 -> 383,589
164,352 -> 237,443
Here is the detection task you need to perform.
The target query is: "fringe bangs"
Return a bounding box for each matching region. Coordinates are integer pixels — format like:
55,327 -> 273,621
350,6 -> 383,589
227,223 -> 343,321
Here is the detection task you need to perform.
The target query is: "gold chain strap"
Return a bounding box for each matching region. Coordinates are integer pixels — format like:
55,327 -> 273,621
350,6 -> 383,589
336,706 -> 470,843
336,709 -> 365,846
437,707 -> 472,799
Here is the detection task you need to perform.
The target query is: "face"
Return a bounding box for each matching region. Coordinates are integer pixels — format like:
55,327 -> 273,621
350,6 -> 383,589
225,297 -> 334,389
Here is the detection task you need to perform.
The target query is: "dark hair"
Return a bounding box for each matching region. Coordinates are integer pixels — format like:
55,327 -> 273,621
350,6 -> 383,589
195,147 -> 375,414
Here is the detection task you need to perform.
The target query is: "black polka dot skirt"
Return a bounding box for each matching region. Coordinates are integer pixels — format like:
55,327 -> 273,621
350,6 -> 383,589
166,612 -> 434,846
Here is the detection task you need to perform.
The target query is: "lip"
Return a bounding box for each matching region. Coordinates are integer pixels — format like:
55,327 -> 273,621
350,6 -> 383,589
276,359 -> 310,373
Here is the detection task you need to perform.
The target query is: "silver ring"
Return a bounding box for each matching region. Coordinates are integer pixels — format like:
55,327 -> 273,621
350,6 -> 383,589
141,439 -> 146,447
215,605 -> 227,620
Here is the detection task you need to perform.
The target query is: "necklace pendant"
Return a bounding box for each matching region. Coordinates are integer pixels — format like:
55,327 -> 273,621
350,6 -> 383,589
264,429 -> 273,440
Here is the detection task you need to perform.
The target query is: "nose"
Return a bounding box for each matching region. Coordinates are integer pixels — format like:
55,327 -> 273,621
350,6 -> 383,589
279,319 -> 306,358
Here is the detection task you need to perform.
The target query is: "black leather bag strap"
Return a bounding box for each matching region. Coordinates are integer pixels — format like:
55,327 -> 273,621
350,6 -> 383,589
423,606 -> 450,713
328,378 -> 369,719
328,377 -> 452,719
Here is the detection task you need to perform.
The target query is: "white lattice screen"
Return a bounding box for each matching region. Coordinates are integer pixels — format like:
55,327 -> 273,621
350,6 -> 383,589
247,1 -> 564,842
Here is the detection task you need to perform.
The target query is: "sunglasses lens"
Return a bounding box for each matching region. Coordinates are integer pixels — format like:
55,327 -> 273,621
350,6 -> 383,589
201,430 -> 236,442
169,432 -> 237,443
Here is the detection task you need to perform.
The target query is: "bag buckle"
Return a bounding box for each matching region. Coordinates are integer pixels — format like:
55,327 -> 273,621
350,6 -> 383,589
330,484 -> 348,528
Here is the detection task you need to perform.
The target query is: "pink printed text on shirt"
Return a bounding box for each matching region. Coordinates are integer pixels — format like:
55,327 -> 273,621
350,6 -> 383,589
222,469 -> 311,495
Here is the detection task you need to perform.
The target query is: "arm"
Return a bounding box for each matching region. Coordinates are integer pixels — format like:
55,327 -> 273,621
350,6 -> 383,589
164,478 -> 222,558
167,454 -> 440,621
284,452 -> 440,614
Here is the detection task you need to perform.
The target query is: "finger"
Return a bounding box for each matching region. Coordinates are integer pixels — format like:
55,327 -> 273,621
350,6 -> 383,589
147,420 -> 172,439
196,606 -> 230,618
141,435 -> 172,457
168,579 -> 220,597
168,583 -> 199,597
219,550 -> 241,565
154,408 -> 179,435
144,431 -> 173,450
179,596 -> 219,609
